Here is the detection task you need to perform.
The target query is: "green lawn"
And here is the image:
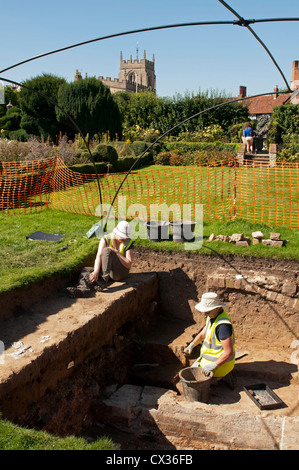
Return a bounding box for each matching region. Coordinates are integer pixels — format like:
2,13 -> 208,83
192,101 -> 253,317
1,169 -> 299,450
0,418 -> 117,450
235,165 -> 299,228
1,208 -> 298,297
0,210 -> 99,294
47,164 -> 299,230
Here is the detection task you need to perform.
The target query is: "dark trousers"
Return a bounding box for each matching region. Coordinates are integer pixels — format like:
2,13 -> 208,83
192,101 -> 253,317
78,248 -> 129,289
101,247 -> 129,281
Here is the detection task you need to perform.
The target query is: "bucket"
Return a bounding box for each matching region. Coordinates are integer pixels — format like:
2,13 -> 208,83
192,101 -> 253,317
145,221 -> 169,242
179,366 -> 213,403
170,220 -> 196,243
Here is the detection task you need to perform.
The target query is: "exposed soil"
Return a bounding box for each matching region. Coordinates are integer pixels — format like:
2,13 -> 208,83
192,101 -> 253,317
0,247 -> 298,449
133,247 -> 299,345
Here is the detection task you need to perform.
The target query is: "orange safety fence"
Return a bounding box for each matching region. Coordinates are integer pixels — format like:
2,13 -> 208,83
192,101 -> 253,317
1,156 -> 299,229
0,157 -> 56,213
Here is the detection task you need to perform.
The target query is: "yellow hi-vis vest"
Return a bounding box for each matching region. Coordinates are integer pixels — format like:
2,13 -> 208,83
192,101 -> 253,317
104,235 -> 134,256
197,310 -> 235,378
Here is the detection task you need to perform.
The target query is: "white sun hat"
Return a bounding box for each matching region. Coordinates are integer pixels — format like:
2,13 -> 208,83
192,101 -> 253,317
113,221 -> 132,239
195,292 -> 225,312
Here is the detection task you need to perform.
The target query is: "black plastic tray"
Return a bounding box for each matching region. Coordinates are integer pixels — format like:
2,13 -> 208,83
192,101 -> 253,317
243,383 -> 285,410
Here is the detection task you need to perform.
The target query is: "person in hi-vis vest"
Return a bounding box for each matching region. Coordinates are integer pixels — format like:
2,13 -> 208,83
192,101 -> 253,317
184,292 -> 235,383
90,220 -> 134,284
67,221 -> 134,298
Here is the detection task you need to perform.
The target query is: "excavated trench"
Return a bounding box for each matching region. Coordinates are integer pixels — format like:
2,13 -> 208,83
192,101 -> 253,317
0,247 -> 299,450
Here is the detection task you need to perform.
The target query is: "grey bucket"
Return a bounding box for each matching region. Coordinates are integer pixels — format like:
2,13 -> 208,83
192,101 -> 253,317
179,366 -> 213,403
145,221 -> 169,241
170,220 -> 196,243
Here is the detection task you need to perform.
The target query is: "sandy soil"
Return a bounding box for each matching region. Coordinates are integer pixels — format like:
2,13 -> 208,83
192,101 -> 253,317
0,247 -> 298,442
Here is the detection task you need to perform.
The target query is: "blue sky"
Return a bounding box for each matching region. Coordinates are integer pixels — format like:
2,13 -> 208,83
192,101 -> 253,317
0,0 -> 298,98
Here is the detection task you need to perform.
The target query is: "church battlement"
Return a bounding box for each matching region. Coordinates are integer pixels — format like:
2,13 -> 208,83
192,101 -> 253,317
75,49 -> 156,94
98,76 -> 120,83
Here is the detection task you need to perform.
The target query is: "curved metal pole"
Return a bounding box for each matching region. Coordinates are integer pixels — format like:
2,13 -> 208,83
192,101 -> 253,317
0,76 -> 103,220
0,18 -> 298,75
238,18 -> 299,25
103,89 -> 290,231
218,0 -> 292,91
0,21 -> 242,74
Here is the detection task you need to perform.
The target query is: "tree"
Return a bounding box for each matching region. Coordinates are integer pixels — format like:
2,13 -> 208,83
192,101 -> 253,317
0,86 -> 20,119
0,106 -> 22,136
18,74 -> 67,141
271,103 -> 299,136
56,77 -> 122,140
113,89 -> 249,138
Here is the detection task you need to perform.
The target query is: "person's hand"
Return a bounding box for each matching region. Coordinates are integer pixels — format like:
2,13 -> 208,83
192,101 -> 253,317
202,363 -> 217,376
89,271 -> 99,283
184,342 -> 195,355
108,247 -> 119,254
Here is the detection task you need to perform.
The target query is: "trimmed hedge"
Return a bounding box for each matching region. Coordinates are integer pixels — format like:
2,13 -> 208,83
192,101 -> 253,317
116,153 -> 153,172
126,140 -> 148,156
69,162 -> 107,174
164,141 -> 240,153
92,144 -> 118,166
69,152 -> 153,175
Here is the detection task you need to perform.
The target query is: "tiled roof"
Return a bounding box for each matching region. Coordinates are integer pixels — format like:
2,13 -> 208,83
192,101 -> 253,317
245,93 -> 291,115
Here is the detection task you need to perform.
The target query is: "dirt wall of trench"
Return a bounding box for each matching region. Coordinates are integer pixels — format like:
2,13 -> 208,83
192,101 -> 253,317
0,273 -> 159,434
0,247 -> 298,438
132,247 -> 299,350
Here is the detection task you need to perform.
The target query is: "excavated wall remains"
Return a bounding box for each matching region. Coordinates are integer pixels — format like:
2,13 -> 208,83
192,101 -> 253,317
0,247 -> 298,449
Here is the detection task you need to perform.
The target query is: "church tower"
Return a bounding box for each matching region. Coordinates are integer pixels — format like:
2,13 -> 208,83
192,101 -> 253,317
118,50 -> 156,92
98,50 -> 156,94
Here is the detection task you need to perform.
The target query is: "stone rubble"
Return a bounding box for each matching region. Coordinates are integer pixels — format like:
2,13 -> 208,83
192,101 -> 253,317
208,231 -> 286,247
206,267 -> 299,309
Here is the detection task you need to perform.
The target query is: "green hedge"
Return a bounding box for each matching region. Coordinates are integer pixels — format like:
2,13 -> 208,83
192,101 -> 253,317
69,162 -> 107,174
126,140 -> 148,156
69,141 -> 239,173
164,141 -> 240,153
92,144 -> 118,165
69,153 -> 153,174
116,153 -> 153,172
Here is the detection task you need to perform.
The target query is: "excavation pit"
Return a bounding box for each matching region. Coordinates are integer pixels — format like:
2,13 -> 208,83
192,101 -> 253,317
0,248 -> 298,450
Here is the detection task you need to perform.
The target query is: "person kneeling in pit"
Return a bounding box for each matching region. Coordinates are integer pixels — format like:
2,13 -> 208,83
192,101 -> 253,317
67,221 -> 134,298
184,292 -> 236,389
90,220 -> 134,284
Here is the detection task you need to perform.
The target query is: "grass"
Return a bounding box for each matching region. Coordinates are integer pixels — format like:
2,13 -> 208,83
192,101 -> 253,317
48,164 -> 299,230
0,210 -> 115,449
0,418 -> 117,450
1,184 -> 299,449
0,209 -> 99,294
1,209 -> 299,297
138,217 -> 299,260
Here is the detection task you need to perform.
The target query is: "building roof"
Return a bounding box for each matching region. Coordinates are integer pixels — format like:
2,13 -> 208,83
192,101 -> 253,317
245,93 -> 291,116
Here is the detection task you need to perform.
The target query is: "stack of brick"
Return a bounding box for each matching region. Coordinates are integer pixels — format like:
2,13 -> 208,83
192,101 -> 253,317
208,232 -> 286,247
208,233 -> 250,246
261,232 -> 284,247
206,268 -> 299,310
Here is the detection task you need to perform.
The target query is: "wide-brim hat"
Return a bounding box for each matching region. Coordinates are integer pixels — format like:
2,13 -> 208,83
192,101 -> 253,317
195,292 -> 225,312
113,221 -> 132,239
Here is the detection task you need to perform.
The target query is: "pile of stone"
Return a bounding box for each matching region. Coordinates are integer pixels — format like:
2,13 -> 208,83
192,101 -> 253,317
208,231 -> 285,247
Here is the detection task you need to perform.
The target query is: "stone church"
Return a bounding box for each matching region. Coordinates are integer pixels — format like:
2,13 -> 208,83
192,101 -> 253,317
74,50 -> 156,94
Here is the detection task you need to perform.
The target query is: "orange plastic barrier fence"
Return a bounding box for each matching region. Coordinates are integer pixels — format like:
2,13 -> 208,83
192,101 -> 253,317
0,158 -> 56,213
1,157 -> 299,229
